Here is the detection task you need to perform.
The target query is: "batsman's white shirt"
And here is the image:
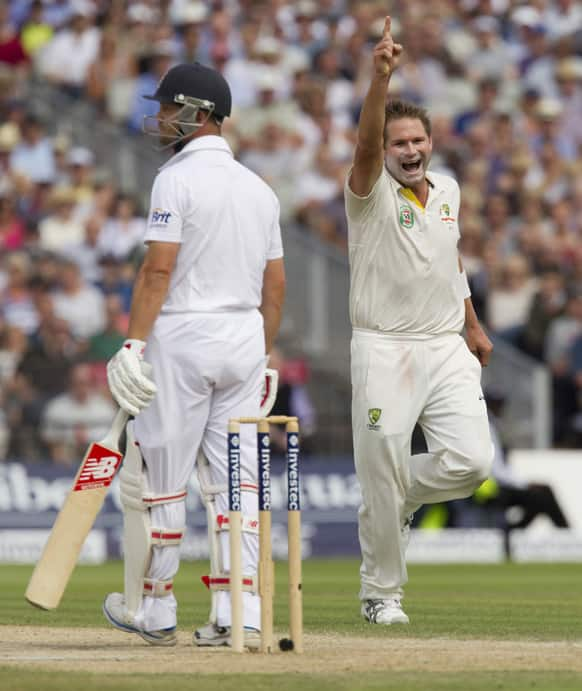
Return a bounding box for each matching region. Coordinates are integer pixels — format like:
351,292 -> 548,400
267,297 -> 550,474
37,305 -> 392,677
134,135 -> 283,632
144,135 -> 283,311
345,168 -> 493,601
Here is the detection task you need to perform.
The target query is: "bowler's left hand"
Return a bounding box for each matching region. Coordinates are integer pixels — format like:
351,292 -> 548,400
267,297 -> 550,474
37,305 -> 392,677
466,325 -> 493,367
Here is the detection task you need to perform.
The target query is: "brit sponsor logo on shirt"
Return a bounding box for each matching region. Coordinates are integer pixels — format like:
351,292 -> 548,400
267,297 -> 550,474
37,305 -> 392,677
150,208 -> 172,226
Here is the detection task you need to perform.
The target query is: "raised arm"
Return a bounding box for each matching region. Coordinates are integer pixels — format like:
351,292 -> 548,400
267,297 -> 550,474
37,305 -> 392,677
349,16 -> 403,197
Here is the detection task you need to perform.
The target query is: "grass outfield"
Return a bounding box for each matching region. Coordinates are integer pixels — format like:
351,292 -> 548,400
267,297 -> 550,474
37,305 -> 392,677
1,560 -> 582,690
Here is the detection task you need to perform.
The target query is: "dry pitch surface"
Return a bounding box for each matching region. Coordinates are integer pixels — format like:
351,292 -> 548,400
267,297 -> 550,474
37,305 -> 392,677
1,626 -> 581,676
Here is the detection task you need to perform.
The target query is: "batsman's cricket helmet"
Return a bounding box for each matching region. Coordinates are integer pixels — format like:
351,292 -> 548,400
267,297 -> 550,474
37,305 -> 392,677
144,62 -> 232,119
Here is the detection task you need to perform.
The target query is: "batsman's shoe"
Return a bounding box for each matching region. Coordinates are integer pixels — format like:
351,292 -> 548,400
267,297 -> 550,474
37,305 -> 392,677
193,622 -> 261,650
103,592 -> 177,647
361,598 -> 410,625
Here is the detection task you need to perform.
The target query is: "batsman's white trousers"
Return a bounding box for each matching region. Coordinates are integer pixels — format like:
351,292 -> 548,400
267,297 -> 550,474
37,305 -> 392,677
351,329 -> 493,600
133,310 -> 265,632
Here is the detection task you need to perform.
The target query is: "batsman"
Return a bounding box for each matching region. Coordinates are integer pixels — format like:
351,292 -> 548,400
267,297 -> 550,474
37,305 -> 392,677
103,63 -> 285,648
345,17 -> 494,625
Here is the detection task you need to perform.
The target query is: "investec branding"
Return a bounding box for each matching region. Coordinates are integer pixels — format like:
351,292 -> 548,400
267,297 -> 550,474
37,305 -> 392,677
258,432 -> 271,511
286,433 -> 300,510
228,433 -> 241,511
0,529 -> 107,564
0,461 -> 363,515
0,464 -> 73,512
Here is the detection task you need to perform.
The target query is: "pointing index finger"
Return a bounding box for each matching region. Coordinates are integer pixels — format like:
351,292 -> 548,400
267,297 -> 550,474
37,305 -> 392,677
384,16 -> 391,38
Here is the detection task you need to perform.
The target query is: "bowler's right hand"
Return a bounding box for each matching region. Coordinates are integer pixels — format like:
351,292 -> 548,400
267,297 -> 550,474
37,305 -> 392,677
374,16 -> 403,77
107,339 -> 157,417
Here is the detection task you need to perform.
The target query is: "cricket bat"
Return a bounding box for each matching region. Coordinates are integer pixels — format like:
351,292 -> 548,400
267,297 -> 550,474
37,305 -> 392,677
25,408 -> 130,610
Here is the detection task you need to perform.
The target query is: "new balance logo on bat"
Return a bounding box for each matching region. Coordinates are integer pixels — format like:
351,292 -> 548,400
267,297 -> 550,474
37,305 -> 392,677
74,446 -> 123,491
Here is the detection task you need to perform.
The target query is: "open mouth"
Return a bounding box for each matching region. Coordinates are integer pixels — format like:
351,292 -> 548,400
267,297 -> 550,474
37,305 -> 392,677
402,160 -> 422,173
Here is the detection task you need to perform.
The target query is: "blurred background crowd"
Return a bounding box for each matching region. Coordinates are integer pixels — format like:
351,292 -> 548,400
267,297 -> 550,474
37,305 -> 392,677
1,0 -> 582,465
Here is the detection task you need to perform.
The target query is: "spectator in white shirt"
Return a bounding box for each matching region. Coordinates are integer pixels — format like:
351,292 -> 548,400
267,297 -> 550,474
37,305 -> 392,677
294,144 -> 341,218
313,47 -> 354,123
41,361 -> 116,466
554,57 -> 582,150
66,146 -> 95,196
62,215 -> 105,284
0,251 -> 39,336
467,15 -> 517,81
544,0 -> 582,40
51,258 -> 106,340
172,1 -> 207,64
235,69 -> 301,146
37,1 -> 100,96
487,254 -> 538,343
97,193 -> 147,261
223,19 -> 262,109
38,185 -> 85,251
9,113 -> 55,184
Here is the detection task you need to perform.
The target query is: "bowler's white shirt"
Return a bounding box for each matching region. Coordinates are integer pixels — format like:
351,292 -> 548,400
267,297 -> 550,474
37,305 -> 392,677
345,168 -> 465,335
144,135 -> 283,314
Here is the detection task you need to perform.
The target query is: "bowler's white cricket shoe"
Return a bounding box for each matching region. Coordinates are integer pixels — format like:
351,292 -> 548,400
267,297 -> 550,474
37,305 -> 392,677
193,622 -> 261,650
361,598 -> 410,625
103,592 -> 177,646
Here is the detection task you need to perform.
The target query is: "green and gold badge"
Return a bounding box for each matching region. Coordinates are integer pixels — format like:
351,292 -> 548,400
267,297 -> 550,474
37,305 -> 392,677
367,408 -> 382,430
368,408 -> 382,425
399,204 -> 414,229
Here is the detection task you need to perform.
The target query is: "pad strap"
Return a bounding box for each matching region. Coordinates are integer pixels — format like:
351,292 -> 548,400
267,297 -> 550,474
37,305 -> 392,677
143,578 -> 173,597
198,481 -> 257,498
216,514 -> 259,534
150,528 -> 184,546
201,574 -> 258,593
143,490 -> 188,507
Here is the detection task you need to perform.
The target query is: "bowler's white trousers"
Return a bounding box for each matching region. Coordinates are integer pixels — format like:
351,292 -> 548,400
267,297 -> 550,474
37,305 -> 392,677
132,310 -> 265,632
351,329 -> 494,600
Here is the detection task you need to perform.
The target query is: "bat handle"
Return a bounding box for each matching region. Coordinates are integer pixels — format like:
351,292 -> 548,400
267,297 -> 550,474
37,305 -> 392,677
103,408 -> 130,449
104,356 -> 152,449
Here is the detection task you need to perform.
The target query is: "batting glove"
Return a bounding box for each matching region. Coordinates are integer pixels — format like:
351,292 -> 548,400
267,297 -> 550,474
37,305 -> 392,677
259,367 -> 279,416
107,339 -> 157,417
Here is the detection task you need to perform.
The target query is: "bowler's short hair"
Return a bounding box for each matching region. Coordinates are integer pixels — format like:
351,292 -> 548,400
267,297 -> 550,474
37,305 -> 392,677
383,100 -> 432,147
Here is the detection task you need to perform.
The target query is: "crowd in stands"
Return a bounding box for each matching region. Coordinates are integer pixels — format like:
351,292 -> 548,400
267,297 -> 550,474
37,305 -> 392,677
1,0 -> 582,462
